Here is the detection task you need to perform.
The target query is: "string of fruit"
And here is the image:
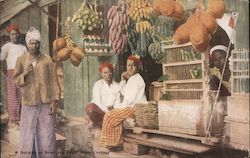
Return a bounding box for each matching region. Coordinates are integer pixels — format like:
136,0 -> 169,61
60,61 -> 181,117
153,0 -> 185,21
128,0 -> 153,33
107,0 -> 129,54
148,16 -> 174,62
71,1 -> 103,32
173,0 -> 224,52
52,17 -> 86,67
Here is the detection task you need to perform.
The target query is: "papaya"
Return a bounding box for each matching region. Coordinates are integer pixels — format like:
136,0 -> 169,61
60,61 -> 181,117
173,23 -> 190,44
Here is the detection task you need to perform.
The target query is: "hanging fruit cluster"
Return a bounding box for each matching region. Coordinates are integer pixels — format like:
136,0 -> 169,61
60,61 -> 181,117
173,0 -> 224,52
128,0 -> 153,33
148,16 -> 174,61
53,17 -> 86,67
153,0 -> 185,20
71,2 -> 103,32
107,0 -> 129,54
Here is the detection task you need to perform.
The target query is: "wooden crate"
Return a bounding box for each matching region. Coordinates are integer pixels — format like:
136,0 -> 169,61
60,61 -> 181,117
225,117 -> 250,151
231,48 -> 249,94
227,94 -> 249,122
149,82 -> 164,101
161,43 -> 210,100
158,100 -> 224,136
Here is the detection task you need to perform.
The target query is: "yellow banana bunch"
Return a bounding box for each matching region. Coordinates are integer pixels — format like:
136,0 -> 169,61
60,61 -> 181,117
64,17 -> 76,49
135,21 -> 152,33
128,0 -> 153,21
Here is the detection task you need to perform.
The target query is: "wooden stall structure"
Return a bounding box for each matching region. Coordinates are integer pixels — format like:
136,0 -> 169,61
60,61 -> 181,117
225,48 -> 249,152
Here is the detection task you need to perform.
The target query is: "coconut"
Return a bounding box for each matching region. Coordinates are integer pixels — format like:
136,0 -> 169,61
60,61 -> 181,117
72,47 -> 86,60
199,12 -> 218,34
57,47 -> 72,61
207,0 -> 225,19
70,54 -> 81,66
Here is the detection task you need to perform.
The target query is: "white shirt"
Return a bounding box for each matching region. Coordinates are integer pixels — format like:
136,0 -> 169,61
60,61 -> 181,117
115,73 -> 147,108
91,79 -> 121,112
0,42 -> 27,70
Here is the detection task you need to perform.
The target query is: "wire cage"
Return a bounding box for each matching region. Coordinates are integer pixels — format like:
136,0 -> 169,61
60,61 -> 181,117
161,43 -> 210,100
231,48 -> 249,94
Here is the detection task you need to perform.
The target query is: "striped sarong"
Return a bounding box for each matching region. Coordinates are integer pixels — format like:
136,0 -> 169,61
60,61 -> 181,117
19,104 -> 56,158
100,107 -> 135,147
7,69 -> 21,122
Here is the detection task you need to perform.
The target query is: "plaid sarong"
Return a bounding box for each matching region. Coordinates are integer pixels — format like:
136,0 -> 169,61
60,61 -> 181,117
7,70 -> 21,122
100,107 -> 135,147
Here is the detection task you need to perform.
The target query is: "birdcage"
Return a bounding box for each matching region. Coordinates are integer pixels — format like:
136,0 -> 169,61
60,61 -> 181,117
161,42 -> 210,100
230,48 -> 249,94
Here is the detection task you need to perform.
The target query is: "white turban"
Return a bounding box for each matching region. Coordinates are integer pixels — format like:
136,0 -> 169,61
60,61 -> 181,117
210,45 -> 228,55
25,27 -> 41,44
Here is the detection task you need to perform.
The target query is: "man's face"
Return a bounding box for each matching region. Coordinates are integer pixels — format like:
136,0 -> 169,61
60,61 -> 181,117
127,60 -> 138,76
101,67 -> 113,82
212,50 -> 226,69
27,39 -> 40,55
9,30 -> 19,43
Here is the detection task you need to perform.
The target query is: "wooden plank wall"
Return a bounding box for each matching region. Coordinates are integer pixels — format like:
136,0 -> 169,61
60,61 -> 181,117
61,0 -> 116,117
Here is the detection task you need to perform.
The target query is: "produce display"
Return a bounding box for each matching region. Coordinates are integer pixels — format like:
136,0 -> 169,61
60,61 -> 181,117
71,1 -> 103,32
107,0 -> 129,54
52,18 -> 86,67
173,0 -> 224,52
128,0 -> 153,33
153,0 -> 184,20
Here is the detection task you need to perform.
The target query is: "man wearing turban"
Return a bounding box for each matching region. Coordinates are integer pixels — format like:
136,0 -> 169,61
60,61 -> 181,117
100,55 -> 147,151
13,27 -> 59,158
209,45 -> 231,96
0,24 -> 27,126
85,62 -> 121,129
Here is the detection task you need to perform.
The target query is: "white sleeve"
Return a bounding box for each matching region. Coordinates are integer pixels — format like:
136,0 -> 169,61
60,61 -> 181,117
92,82 -> 107,112
0,44 -> 9,60
119,80 -> 126,96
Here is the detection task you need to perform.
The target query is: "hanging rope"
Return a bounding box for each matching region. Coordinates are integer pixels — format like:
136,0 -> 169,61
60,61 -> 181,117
204,11 -> 239,141
54,0 -> 62,101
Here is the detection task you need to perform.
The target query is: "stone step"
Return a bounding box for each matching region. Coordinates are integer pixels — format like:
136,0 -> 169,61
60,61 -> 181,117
109,151 -> 160,158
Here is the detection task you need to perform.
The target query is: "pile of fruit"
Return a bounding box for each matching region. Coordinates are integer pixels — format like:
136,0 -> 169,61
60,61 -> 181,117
173,0 -> 224,52
107,0 -> 129,54
53,18 -> 85,67
153,0 -> 185,20
128,0 -> 153,33
71,2 -> 103,32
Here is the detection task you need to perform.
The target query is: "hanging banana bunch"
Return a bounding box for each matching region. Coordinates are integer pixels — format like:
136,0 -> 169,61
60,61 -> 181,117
128,0 -> 153,33
107,0 -> 129,54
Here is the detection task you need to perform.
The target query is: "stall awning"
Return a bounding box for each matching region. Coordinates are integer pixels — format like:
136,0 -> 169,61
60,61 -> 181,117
0,0 -> 55,25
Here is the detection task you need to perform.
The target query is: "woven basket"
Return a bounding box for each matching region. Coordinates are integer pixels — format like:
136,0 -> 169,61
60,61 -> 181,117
134,101 -> 159,129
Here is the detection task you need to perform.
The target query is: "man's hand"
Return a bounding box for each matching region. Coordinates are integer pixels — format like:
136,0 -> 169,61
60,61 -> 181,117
107,105 -> 114,111
23,63 -> 33,77
49,100 -> 58,115
121,71 -> 130,81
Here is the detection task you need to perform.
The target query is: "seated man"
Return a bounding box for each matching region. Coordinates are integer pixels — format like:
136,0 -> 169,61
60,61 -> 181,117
209,45 -> 231,96
100,55 -> 147,149
85,63 -> 120,128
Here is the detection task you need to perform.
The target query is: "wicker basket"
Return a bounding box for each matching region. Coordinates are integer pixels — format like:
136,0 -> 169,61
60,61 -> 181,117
134,101 -> 159,129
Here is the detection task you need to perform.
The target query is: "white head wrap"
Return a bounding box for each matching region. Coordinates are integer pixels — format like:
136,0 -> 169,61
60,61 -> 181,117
25,27 -> 41,44
210,45 -> 228,55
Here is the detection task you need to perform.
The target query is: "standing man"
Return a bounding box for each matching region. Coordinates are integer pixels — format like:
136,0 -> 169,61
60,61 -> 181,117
0,24 -> 27,126
13,27 -> 59,158
85,62 -> 121,128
